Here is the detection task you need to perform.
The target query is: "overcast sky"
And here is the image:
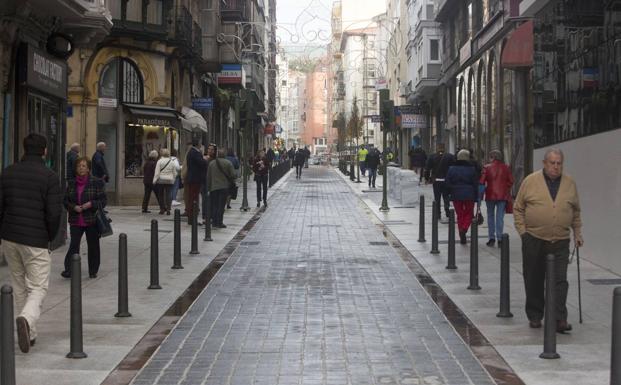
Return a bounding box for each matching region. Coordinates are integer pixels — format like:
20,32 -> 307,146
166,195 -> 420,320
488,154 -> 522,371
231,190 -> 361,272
275,0 -> 331,57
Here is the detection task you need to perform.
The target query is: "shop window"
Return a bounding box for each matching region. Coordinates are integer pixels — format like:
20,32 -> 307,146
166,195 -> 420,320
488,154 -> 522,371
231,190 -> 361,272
126,0 -> 142,22
125,124 -> 176,177
430,39 -> 440,61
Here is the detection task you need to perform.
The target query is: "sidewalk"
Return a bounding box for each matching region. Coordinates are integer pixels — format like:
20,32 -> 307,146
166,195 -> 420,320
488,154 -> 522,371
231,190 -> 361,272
0,172 -> 292,385
337,165 -> 614,385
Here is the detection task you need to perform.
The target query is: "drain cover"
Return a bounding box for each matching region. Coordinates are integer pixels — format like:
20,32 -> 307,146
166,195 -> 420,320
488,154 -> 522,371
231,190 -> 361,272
369,241 -> 389,246
143,229 -> 172,233
241,241 -> 260,245
587,279 -> 621,285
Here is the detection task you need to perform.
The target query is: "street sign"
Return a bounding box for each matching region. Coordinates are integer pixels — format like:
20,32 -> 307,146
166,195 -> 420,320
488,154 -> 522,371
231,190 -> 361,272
192,97 -> 213,110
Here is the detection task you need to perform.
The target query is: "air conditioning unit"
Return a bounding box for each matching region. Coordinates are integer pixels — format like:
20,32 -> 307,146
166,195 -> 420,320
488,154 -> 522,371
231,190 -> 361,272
399,82 -> 412,98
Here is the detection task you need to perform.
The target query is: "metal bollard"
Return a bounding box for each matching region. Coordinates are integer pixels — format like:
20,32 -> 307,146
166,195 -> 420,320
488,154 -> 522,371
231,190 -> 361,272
115,234 -> 131,317
467,220 -> 481,290
350,162 -> 355,181
446,209 -> 457,270
611,287 -> 621,384
540,254 -> 560,359
190,200 -> 199,255
172,209 -> 183,269
417,195 -> 426,242
203,198 -> 213,242
67,254 -> 87,358
148,220 -> 162,289
497,233 -> 513,318
1,285 -> 15,385
430,201 -> 440,254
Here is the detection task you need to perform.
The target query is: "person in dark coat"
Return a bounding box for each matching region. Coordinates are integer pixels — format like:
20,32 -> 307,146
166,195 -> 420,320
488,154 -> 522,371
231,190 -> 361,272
365,147 -> 381,188
253,150 -> 269,207
409,146 -> 427,184
288,147 -> 296,165
91,142 -> 109,183
207,149 -> 236,228
426,143 -> 456,220
0,133 -> 62,353
66,143 -> 80,183
303,146 -> 311,168
184,137 -> 207,223
293,148 -> 306,179
266,147 -> 275,169
61,156 -> 107,279
142,150 -> 159,213
225,148 -> 240,209
446,149 -> 479,244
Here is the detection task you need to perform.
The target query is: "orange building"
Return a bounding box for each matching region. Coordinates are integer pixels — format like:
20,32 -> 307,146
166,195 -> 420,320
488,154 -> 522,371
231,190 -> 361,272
301,62 -> 330,155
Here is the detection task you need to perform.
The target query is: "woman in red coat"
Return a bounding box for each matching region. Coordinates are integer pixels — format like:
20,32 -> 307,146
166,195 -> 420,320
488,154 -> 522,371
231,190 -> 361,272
480,150 -> 514,247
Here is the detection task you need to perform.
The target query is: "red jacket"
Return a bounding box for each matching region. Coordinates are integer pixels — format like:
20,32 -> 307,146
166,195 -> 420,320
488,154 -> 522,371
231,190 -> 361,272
480,160 -> 514,201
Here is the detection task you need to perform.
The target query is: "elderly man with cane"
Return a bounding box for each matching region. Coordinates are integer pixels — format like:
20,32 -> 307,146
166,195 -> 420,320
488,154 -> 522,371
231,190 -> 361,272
514,148 -> 583,333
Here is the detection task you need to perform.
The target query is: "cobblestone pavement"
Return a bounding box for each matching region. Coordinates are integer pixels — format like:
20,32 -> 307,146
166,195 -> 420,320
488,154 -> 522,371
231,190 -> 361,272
131,167 -> 495,385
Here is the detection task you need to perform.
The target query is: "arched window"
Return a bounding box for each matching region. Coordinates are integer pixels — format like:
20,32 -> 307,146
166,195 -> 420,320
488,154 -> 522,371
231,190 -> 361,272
458,77 -> 465,149
478,60 -> 487,160
488,53 -> 499,152
468,70 -> 476,149
98,58 -> 144,104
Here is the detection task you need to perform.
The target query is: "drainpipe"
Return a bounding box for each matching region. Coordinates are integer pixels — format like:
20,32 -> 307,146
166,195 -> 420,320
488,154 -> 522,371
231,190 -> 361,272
3,93 -> 10,168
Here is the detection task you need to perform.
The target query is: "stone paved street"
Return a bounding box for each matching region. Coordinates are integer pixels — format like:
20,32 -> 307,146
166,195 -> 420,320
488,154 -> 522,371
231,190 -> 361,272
132,167 -> 495,385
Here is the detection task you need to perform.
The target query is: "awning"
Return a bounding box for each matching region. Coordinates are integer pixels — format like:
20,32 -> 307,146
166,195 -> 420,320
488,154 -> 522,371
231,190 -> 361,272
124,103 -> 179,128
181,106 -> 208,133
501,20 -> 534,68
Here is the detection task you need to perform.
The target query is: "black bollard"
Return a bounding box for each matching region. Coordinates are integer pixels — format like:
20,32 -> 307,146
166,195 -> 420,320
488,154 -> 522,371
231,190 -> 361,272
67,254 -> 87,358
172,209 -> 183,269
190,200 -> 199,255
467,220 -> 481,290
430,201 -> 440,254
350,161 -> 355,181
540,254 -> 560,359
497,233 -> 513,318
611,287 -> 621,384
203,199 -> 213,242
148,220 -> 162,289
418,195 -> 426,243
1,285 -> 15,385
115,234 -> 131,317
446,209 -> 457,270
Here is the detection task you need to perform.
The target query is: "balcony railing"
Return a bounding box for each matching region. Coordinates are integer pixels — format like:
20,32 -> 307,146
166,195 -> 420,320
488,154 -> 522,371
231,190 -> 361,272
221,0 -> 248,22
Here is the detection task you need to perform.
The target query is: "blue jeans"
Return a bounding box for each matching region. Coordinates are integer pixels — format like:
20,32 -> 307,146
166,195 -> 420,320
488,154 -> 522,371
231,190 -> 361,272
485,200 -> 507,241
368,167 -> 377,187
171,176 -> 180,202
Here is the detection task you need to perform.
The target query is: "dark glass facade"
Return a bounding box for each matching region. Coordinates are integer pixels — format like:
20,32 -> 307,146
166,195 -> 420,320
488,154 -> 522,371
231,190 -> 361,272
533,0 -> 621,148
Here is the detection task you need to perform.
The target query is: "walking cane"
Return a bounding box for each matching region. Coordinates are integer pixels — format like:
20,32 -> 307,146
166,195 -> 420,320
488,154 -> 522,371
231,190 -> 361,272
576,246 -> 583,324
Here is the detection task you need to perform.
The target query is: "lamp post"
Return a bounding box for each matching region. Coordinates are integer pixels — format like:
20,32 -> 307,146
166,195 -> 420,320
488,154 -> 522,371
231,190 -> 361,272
240,89 -> 251,211
379,89 -> 392,212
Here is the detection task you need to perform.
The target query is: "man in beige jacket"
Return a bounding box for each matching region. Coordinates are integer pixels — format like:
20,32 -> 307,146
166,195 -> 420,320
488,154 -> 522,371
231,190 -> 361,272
514,148 -> 583,333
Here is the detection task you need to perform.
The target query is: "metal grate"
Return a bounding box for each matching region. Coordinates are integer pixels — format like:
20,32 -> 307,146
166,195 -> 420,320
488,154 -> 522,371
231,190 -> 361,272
240,241 -> 260,245
308,224 -> 341,228
143,229 -> 172,233
369,241 -> 389,246
587,279 -> 621,285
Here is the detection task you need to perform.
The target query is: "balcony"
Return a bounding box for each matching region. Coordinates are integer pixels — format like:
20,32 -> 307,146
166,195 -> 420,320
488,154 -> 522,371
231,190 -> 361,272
221,0 -> 248,22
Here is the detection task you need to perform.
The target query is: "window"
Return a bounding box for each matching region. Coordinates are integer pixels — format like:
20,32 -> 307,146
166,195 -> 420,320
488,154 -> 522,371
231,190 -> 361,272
146,0 -> 163,24
426,4 -> 434,20
126,0 -> 142,22
121,59 -> 143,104
107,0 -> 122,19
430,39 -> 439,61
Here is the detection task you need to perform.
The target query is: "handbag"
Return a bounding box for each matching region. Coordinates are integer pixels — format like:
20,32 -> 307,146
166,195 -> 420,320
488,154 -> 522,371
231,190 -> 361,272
476,205 -> 484,226
95,208 -> 113,238
215,159 -> 238,200
505,195 -> 514,214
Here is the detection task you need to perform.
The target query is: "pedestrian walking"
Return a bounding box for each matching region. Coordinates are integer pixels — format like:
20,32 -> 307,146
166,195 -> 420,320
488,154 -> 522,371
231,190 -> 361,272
202,144 -> 216,225
446,149 -> 479,244
365,147 -> 381,188
266,147 -> 275,169
66,142 -> 80,183
225,148 -> 240,209
92,141 -> 109,183
61,156 -> 107,279
253,150 -> 269,207
170,149 -> 182,206
142,150 -> 159,213
409,146 -> 427,184
358,145 -> 368,176
514,148 -> 583,332
303,146 -> 310,168
480,150 -> 514,247
183,137 -> 207,223
425,143 -> 456,220
0,133 -> 62,353
153,148 -> 179,215
294,148 -> 305,179
207,149 -> 236,228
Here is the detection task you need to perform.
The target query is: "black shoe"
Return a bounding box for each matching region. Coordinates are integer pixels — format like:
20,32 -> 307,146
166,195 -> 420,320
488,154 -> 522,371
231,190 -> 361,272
529,320 -> 542,329
227,205 -> 232,209
215,224 -> 227,228
459,231 -> 467,244
89,273 -> 97,279
498,240 -> 502,248
486,239 -> 495,247
372,184 -> 376,188
30,339 -> 36,347
60,270 -> 71,279
142,210 -> 151,213
557,320 -> 572,333
263,200 -> 267,208
16,316 -> 30,353
257,202 -> 261,207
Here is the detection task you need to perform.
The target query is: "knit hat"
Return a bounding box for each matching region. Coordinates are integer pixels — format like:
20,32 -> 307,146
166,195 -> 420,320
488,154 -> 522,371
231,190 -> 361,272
457,149 -> 470,161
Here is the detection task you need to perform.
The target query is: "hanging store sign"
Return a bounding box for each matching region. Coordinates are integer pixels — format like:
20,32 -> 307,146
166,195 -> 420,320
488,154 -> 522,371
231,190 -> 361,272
192,97 -> 214,110
24,45 -> 67,99
217,64 -> 245,85
401,114 -> 427,129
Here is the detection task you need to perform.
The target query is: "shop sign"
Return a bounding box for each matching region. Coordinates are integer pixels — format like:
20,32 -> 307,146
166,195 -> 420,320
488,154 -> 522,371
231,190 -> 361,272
263,123 -> 275,135
401,114 -> 427,129
365,115 -> 381,123
26,45 -> 67,99
98,98 -> 118,108
275,124 -> 283,134
135,117 -> 175,127
218,64 -> 244,85
192,97 -> 213,110
375,78 -> 387,90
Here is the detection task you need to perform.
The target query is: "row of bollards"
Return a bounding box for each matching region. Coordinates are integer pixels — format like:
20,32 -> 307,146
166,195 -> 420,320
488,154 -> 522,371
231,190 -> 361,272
1,285 -> 16,385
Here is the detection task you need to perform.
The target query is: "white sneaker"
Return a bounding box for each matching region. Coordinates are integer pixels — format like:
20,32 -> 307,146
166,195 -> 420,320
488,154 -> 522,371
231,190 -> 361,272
172,200 -> 181,206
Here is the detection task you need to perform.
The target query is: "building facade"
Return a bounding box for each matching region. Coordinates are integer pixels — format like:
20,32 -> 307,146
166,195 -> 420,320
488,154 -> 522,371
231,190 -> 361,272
301,61 -> 329,155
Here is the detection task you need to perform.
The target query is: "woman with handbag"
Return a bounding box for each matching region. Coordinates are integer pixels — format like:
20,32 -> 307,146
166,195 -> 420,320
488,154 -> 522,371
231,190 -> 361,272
480,149 -> 514,247
153,148 -> 179,215
446,149 -> 479,244
61,157 -> 107,279
206,148 -> 236,228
